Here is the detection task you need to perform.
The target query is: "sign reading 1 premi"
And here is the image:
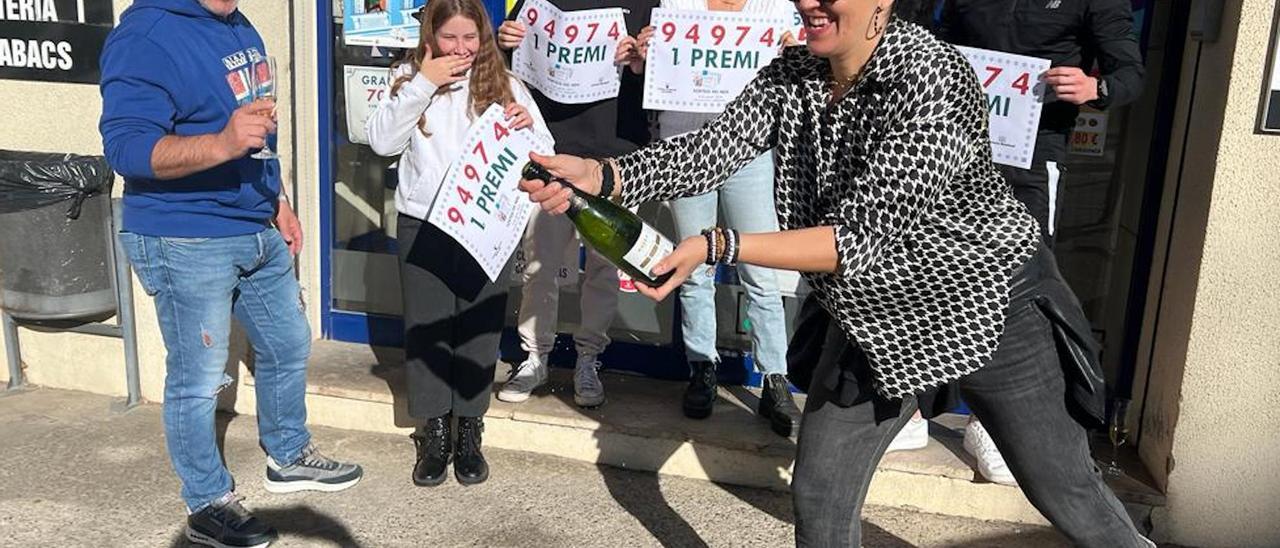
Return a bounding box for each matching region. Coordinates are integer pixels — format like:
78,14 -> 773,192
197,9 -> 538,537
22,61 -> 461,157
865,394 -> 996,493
0,0 -> 114,84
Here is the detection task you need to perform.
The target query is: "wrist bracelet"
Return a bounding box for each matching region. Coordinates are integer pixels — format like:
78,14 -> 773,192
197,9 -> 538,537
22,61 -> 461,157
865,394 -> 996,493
701,228 -> 718,266
722,228 -> 740,266
716,228 -> 727,264
597,158 -> 616,199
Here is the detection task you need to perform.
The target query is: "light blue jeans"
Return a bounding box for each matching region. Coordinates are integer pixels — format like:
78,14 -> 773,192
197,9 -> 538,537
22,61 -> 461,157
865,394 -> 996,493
118,229 -> 312,512
669,153 -> 787,375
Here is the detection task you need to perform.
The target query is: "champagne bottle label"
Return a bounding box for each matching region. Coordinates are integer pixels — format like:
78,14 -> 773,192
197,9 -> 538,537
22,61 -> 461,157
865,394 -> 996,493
622,224 -> 675,278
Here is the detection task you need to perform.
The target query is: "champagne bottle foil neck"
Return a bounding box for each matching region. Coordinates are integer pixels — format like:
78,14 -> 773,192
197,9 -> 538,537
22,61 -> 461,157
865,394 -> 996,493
567,193 -> 588,212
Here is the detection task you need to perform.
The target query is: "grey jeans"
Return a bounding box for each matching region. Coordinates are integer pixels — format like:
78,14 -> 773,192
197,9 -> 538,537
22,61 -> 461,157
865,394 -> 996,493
791,247 -> 1147,547
398,215 -> 510,419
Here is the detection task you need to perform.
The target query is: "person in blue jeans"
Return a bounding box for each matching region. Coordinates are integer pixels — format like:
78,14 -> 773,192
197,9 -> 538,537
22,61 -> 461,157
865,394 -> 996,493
667,154 -> 802,436
100,1 -> 362,547
633,0 -> 802,436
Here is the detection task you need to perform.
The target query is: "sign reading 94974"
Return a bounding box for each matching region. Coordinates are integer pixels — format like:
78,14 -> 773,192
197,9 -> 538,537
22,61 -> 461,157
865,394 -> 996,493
956,46 -> 1050,170
428,104 -> 553,282
511,0 -> 627,104
642,8 -> 788,114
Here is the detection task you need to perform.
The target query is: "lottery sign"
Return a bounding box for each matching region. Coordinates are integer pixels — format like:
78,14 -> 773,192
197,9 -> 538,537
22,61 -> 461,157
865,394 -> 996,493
428,104 -> 554,281
343,65 -> 390,145
642,8 -> 788,113
512,0 -> 628,104
957,46 -> 1050,169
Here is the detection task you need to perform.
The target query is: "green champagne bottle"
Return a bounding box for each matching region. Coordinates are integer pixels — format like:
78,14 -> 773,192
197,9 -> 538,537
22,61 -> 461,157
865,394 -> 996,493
522,161 -> 674,287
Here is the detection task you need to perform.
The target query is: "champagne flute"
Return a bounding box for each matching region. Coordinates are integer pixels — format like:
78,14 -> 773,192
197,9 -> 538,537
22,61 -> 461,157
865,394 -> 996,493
249,55 -> 278,160
1103,398 -> 1131,478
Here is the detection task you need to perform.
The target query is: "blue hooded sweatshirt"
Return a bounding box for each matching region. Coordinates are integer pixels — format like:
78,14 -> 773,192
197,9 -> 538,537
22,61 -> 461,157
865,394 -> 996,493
99,0 -> 279,238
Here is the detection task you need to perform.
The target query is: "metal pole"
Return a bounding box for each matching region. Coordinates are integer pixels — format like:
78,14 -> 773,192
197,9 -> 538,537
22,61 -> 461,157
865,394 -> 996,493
3,309 -> 23,391
112,199 -> 141,409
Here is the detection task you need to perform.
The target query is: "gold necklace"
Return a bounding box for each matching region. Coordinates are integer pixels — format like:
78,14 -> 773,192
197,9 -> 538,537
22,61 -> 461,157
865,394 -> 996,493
830,70 -> 861,96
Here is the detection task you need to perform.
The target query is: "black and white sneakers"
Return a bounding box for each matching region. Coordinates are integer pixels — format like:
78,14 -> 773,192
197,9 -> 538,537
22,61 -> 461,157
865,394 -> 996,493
186,446 -> 361,547
263,443 -> 364,494
186,493 -> 277,548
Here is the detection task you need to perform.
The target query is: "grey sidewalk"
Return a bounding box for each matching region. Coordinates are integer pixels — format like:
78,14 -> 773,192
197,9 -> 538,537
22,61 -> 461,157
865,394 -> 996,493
0,388 -> 1069,547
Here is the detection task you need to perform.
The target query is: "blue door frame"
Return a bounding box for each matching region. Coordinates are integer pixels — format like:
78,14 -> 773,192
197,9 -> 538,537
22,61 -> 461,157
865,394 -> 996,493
316,0 -> 424,348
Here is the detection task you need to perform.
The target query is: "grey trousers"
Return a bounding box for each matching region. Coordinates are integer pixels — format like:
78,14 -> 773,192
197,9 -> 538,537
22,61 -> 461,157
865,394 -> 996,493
398,215 -> 510,419
791,247 -> 1147,547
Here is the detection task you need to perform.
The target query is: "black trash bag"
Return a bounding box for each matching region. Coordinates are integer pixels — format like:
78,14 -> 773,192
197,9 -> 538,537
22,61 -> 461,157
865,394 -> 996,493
0,150 -> 113,219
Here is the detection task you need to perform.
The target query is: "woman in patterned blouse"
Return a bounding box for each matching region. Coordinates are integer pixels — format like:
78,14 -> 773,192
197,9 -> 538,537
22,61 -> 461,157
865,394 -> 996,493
519,0 -> 1152,546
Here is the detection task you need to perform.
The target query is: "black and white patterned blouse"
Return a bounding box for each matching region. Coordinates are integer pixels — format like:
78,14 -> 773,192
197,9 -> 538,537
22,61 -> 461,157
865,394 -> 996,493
616,19 -> 1040,398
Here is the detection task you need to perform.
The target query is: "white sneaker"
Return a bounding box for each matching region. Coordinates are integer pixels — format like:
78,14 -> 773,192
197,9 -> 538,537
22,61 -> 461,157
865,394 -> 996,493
963,419 -> 1018,486
573,354 -> 605,408
886,416 -> 929,453
498,354 -> 548,403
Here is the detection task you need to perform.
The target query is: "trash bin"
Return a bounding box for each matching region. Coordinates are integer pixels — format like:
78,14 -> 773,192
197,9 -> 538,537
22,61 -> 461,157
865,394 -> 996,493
0,150 -> 116,321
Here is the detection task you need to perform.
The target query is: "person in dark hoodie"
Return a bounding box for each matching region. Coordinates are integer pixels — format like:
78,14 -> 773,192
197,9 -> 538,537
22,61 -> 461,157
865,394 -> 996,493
931,0 -> 1146,488
99,1 -> 362,547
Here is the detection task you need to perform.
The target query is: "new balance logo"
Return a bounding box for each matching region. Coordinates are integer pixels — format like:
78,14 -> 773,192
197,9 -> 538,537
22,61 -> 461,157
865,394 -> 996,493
1045,0 -> 1062,8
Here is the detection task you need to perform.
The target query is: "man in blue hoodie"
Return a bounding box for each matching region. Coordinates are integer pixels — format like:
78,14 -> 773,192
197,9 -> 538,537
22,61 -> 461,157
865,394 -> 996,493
99,1 -> 362,546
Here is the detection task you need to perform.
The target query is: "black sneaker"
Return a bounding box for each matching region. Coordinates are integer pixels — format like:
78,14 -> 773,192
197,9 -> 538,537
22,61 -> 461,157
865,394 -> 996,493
186,493 -> 278,548
454,416 -> 489,485
264,444 -> 363,493
683,360 -> 718,419
758,373 -> 802,438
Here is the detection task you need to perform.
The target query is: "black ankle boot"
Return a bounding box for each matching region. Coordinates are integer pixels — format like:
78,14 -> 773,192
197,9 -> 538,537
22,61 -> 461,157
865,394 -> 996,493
683,360 -> 718,419
758,374 -> 801,438
411,415 -> 451,486
454,416 -> 489,485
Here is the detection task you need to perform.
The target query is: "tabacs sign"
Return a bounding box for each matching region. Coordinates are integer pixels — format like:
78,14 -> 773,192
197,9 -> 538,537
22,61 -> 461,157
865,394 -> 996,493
0,0 -> 114,84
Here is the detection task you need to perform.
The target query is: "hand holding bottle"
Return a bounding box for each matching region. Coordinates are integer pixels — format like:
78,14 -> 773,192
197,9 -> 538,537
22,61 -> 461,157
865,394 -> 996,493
521,160 -> 675,288
518,152 -> 601,215
633,235 -> 707,302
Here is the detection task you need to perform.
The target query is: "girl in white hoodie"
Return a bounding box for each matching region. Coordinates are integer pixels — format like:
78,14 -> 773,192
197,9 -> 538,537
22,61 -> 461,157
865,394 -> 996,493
366,0 -> 553,488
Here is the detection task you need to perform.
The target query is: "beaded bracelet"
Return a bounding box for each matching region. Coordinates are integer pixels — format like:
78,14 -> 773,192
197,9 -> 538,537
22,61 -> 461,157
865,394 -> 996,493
723,228 -> 740,266
701,228 -> 718,265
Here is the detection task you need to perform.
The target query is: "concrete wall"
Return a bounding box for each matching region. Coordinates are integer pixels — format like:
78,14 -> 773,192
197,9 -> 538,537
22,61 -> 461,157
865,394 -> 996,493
1144,1 -> 1280,546
0,1 -> 320,407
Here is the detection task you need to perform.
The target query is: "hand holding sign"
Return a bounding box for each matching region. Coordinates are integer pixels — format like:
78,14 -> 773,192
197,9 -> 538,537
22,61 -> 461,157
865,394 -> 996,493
504,102 -> 534,130
1044,66 -> 1099,105
498,20 -> 527,50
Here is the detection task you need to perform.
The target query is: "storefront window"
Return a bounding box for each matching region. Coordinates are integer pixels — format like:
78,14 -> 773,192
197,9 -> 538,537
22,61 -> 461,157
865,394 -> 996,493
320,2 -> 1177,392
